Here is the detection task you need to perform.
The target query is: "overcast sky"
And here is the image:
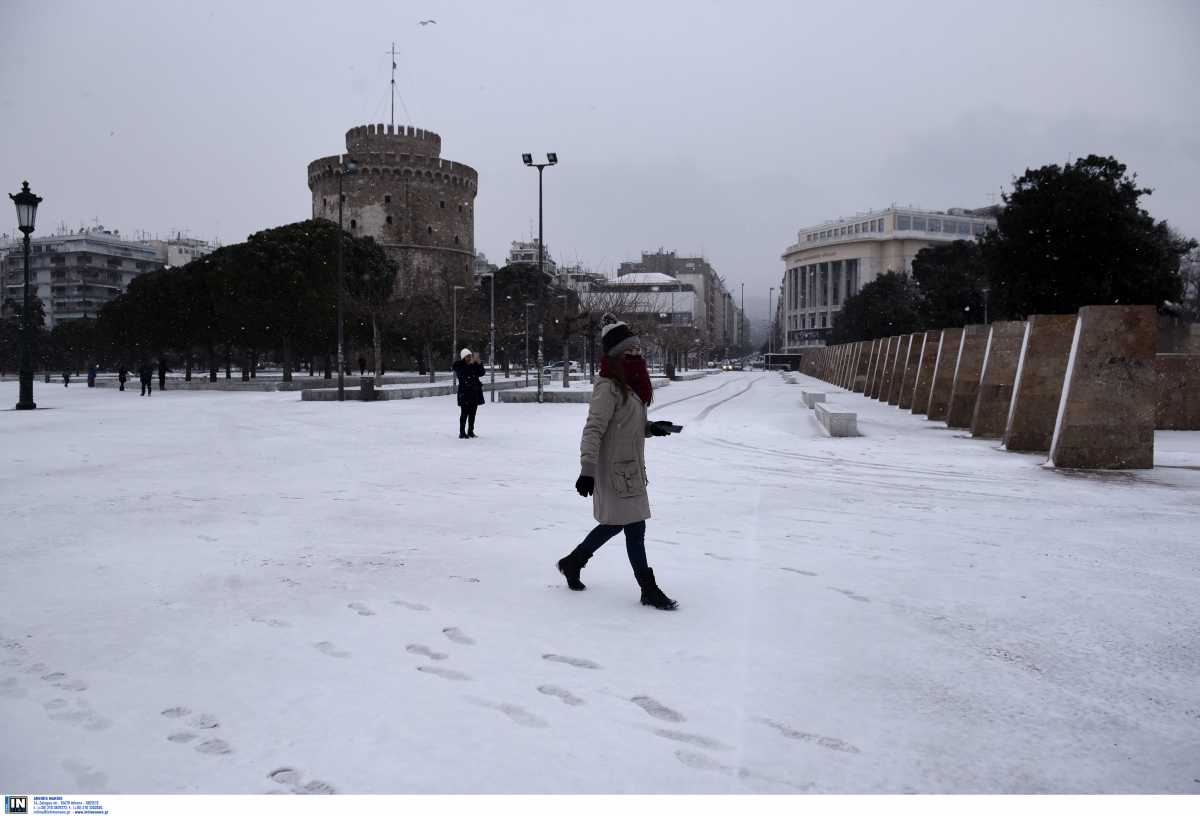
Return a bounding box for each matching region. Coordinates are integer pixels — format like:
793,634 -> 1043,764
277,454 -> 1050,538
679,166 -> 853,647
3,0 -> 1198,325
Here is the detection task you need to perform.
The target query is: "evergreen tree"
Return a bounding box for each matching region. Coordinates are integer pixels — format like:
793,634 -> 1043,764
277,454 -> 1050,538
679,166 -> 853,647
981,155 -> 1195,318
829,272 -> 923,343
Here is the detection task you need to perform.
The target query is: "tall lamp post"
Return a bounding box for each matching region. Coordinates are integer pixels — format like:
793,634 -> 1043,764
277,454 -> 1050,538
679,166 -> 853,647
558,294 -> 570,388
452,284 -> 465,354
522,151 -> 557,403
768,286 -> 775,359
10,181 -> 41,410
480,271 -> 496,401
524,301 -> 536,387
334,158 -> 359,402
981,287 -> 991,325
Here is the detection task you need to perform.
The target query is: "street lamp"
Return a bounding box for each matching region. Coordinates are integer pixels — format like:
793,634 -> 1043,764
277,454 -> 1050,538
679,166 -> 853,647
558,294 -> 571,388
334,158 -> 359,402
768,286 -> 775,359
522,151 -> 557,403
452,284 -> 465,354
9,181 -> 42,410
981,287 -> 991,325
480,271 -> 496,401
524,301 -> 536,387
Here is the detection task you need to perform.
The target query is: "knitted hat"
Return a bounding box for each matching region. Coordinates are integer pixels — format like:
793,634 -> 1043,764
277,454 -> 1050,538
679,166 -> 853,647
460,348 -> 472,360
600,314 -> 639,357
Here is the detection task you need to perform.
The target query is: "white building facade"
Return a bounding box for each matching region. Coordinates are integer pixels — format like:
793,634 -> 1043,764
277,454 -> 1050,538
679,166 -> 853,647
780,207 -> 997,350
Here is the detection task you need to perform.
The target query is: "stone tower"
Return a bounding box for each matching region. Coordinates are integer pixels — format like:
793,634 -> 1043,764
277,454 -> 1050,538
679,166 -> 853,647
307,124 -> 478,288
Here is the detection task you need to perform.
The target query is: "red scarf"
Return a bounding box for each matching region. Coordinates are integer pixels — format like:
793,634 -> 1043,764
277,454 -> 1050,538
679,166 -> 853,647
600,356 -> 653,406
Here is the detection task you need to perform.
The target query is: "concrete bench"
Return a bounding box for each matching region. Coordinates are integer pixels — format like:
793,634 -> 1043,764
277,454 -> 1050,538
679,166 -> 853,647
814,402 -> 857,437
800,390 -> 826,408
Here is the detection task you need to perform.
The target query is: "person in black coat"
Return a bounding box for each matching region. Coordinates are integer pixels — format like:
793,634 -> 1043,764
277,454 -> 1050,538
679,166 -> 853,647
118,366 -> 128,392
157,358 -> 170,391
452,348 -> 485,439
139,362 -> 154,396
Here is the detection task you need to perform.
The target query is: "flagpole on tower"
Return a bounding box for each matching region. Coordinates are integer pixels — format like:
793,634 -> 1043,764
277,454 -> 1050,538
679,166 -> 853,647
389,41 -> 397,129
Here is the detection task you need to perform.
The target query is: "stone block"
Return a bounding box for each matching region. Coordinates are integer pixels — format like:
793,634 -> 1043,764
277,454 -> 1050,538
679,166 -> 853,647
854,340 -> 875,393
814,402 -> 858,437
1155,354 -> 1200,430
873,337 -> 897,400
888,334 -> 915,405
1003,315 -> 1077,452
801,390 -> 827,409
946,324 -> 989,428
909,331 -> 941,415
899,333 -> 928,410
926,327 -> 963,422
1049,305 -> 1156,469
969,321 -> 1027,438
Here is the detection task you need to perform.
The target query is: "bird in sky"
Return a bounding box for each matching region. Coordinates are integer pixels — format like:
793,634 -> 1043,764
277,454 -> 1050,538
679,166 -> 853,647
418,19 -> 436,25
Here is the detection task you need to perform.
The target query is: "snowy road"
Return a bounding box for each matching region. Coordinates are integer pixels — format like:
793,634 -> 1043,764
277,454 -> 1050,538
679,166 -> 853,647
1,373 -> 1198,793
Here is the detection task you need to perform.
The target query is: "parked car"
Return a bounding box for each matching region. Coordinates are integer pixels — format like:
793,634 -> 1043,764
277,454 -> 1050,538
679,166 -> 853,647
542,360 -> 581,376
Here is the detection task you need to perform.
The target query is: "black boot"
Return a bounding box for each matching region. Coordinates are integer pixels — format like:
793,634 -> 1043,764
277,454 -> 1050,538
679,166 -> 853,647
557,548 -> 592,591
635,568 -> 678,610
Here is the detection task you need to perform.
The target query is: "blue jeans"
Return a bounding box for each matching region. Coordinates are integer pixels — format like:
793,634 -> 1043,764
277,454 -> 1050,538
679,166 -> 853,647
576,521 -> 648,573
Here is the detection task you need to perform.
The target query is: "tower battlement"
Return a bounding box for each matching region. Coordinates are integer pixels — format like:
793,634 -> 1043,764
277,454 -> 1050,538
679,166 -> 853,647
345,123 -> 441,158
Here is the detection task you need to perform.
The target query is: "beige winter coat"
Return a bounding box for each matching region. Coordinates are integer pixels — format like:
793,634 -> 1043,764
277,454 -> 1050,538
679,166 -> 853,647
579,378 -> 653,525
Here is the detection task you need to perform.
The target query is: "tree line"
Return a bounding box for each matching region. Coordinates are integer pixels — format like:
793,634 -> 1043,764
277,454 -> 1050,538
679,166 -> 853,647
827,155 -> 1198,344
2,217 -> 742,382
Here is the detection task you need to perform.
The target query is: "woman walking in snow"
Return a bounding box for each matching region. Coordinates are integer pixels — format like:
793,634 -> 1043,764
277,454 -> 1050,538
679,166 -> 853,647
557,316 -> 681,610
453,348 -> 485,439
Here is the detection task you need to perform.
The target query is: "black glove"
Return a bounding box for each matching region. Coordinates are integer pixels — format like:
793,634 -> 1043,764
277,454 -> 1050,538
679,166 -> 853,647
575,475 -> 595,497
649,420 -> 678,436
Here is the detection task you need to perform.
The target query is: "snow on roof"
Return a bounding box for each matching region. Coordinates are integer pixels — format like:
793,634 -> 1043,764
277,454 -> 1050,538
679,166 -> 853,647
614,272 -> 682,285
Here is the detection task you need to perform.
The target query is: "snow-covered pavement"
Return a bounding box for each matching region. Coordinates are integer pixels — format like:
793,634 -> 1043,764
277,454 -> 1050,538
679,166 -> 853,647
1,372 -> 1198,794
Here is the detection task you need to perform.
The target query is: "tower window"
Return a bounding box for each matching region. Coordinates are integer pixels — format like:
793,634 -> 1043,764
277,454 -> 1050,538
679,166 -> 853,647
458,204 -> 462,212
384,195 -> 391,204
439,200 -> 445,209
427,226 -> 433,235
454,236 -> 460,245
350,219 -> 357,229
386,216 -> 393,225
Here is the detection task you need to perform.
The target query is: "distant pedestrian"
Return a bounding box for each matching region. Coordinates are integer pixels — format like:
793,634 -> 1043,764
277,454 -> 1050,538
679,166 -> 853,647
556,315 -> 681,610
358,356 -> 367,376
118,367 -> 128,392
452,348 -> 485,439
157,359 -> 170,392
139,362 -> 154,396
87,364 -> 97,387
62,370 -> 71,387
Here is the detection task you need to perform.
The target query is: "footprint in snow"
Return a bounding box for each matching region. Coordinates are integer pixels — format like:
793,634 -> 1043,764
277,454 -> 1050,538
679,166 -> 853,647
62,759 -> 108,791
251,616 -> 292,628
416,666 -> 471,681
673,750 -> 810,791
651,728 -> 728,750
442,627 -> 474,645
780,567 -> 818,577
756,717 -> 861,754
405,644 -> 448,661
297,780 -> 337,795
347,602 -> 376,617
268,768 -> 302,786
314,642 -> 351,659
542,654 -> 601,670
829,587 -> 870,603
196,738 -> 232,755
705,552 -> 735,561
466,697 -> 548,728
391,600 -> 430,612
449,575 -> 480,583
167,732 -> 197,743
188,713 -> 220,729
537,685 -> 584,706
631,695 -> 685,722
162,706 -> 191,719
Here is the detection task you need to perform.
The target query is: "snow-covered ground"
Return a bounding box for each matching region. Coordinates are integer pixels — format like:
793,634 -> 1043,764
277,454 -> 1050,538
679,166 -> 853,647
1,373 -> 1198,794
